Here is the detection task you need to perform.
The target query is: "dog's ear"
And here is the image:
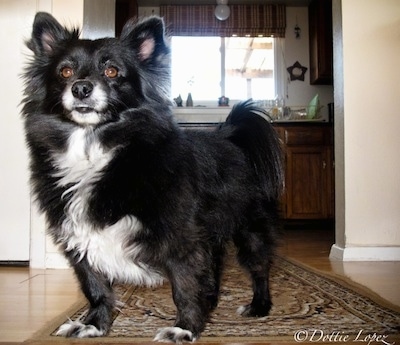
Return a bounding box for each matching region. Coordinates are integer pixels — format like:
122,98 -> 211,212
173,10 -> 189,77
120,16 -> 169,62
27,12 -> 76,56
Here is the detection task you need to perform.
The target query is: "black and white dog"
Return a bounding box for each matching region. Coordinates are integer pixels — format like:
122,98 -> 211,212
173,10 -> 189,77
22,12 -> 283,343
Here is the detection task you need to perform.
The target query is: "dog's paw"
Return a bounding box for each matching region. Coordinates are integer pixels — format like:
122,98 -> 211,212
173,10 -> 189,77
154,327 -> 195,343
237,303 -> 271,317
56,320 -> 105,338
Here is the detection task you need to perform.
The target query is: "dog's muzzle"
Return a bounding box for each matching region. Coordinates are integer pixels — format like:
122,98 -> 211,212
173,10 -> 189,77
62,79 -> 108,125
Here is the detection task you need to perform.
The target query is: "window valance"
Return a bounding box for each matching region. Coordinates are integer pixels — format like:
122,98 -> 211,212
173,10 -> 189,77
160,5 -> 286,37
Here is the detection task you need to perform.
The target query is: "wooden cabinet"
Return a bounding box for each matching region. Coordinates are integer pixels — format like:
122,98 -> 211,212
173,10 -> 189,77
115,0 -> 138,36
308,0 -> 333,85
276,124 -> 334,220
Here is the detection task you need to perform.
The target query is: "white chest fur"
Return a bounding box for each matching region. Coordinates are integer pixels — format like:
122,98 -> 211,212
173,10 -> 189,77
51,128 -> 163,286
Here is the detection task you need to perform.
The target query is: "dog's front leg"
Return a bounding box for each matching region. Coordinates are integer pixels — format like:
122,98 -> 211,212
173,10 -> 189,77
154,262 -> 213,343
56,254 -> 114,338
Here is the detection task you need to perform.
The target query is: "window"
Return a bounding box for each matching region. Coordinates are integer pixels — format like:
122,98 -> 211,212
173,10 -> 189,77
170,36 -> 277,103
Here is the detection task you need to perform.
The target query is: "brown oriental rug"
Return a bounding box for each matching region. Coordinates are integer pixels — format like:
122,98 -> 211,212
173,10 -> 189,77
25,256 -> 400,344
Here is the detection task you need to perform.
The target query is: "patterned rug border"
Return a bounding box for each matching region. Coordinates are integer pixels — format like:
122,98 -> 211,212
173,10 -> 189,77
24,255 -> 400,344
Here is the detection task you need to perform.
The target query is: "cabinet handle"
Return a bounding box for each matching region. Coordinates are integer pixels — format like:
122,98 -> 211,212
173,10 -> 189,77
322,161 -> 327,170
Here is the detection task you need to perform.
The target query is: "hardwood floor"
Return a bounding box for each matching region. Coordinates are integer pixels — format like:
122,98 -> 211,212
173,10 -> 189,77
0,266 -> 80,344
279,227 -> 400,306
0,227 -> 399,344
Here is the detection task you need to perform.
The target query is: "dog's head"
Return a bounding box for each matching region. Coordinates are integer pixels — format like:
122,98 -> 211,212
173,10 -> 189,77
24,12 -> 170,126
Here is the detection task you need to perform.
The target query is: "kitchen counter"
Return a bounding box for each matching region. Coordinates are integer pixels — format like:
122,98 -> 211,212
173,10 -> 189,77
271,120 -> 330,126
173,107 -> 329,124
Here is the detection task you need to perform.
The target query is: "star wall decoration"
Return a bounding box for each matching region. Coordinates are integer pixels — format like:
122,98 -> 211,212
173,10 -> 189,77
287,61 -> 308,81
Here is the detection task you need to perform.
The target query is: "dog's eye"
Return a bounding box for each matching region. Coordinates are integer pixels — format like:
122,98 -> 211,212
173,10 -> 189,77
60,67 -> 74,79
105,67 -> 118,78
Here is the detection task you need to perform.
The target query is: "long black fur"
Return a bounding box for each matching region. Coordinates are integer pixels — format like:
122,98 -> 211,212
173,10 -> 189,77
22,12 -> 284,342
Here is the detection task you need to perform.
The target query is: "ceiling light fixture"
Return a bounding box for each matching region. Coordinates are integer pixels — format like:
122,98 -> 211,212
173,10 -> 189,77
215,0 -> 230,21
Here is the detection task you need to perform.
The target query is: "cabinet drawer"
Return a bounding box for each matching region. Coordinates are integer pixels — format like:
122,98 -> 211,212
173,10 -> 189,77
284,128 -> 330,146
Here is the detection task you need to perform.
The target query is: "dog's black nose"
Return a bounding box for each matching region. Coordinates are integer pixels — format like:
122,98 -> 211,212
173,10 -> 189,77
72,81 -> 94,100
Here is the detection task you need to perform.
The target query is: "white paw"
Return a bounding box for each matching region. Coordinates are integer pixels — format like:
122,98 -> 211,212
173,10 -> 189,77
236,305 -> 247,315
154,327 -> 195,343
56,320 -> 105,338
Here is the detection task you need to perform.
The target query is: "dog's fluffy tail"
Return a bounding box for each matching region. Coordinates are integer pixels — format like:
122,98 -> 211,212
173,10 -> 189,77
221,100 -> 284,200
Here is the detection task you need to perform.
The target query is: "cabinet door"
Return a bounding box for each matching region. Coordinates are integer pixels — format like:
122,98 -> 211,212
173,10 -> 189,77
309,0 -> 333,85
285,146 -> 331,219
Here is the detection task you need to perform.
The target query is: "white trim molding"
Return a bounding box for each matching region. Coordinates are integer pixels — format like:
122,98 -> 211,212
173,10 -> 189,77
330,244 -> 400,261
45,252 -> 70,269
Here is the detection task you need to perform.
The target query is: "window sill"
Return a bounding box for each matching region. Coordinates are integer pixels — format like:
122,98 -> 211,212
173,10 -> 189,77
173,107 -> 232,123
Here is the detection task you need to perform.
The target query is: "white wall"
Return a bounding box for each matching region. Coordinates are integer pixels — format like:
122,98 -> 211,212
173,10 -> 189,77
331,0 -> 400,261
83,0 -> 115,39
285,7 -> 334,119
0,0 -> 34,261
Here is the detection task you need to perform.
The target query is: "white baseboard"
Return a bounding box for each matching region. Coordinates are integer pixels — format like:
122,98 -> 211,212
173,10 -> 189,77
41,245 -> 400,267
45,252 -> 70,269
330,244 -> 400,261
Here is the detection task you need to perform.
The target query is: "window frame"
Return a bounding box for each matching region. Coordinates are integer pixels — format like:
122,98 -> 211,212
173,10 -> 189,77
170,36 -> 285,106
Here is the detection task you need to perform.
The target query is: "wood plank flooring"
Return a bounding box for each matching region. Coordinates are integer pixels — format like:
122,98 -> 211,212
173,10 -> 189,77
0,227 -> 399,344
